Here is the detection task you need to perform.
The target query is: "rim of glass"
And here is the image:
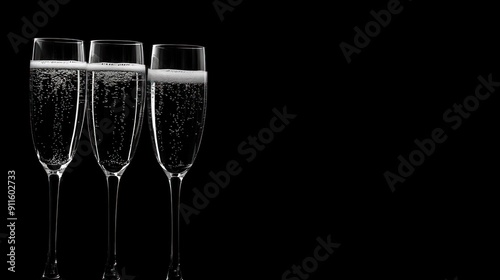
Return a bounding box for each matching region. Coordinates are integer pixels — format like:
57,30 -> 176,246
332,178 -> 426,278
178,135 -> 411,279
153,44 -> 205,49
34,37 -> 84,44
91,39 -> 143,45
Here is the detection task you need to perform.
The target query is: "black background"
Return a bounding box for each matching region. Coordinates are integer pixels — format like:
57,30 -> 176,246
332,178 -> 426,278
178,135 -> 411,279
2,0 -> 498,280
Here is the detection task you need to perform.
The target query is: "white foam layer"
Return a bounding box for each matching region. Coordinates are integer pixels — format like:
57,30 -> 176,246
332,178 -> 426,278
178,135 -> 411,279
30,60 -> 87,69
148,69 -> 207,83
87,63 -> 146,72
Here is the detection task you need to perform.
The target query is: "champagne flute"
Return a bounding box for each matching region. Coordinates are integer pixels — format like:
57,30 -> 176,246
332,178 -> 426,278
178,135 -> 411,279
147,44 -> 207,280
29,38 -> 87,280
87,40 -> 146,280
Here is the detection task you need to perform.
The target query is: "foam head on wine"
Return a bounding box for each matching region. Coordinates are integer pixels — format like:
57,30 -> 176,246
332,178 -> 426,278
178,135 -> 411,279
87,63 -> 146,174
148,69 -> 207,174
29,60 -> 87,171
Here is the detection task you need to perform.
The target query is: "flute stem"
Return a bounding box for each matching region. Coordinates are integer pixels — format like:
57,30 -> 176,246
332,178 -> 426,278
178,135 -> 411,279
103,175 -> 121,280
42,171 -> 62,280
167,173 -> 184,280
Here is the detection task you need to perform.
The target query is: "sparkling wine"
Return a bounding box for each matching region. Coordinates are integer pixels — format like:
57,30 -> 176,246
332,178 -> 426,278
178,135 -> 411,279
148,69 -> 207,174
29,60 -> 87,171
87,63 -> 146,174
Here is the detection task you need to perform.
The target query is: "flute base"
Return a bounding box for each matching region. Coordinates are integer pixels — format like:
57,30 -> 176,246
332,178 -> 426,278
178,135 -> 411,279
41,276 -> 61,280
167,267 -> 183,280
42,262 -> 61,280
103,264 -> 121,280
